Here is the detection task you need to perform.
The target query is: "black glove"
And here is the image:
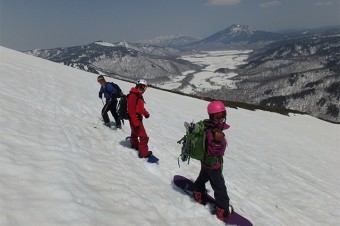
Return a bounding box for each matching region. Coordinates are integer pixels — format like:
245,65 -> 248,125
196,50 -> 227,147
99,92 -> 103,99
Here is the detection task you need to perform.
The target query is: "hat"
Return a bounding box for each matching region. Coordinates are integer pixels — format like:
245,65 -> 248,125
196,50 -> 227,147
97,75 -> 105,81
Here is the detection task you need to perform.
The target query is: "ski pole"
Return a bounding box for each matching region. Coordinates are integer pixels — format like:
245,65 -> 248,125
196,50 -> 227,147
94,118 -> 101,128
95,98 -> 105,128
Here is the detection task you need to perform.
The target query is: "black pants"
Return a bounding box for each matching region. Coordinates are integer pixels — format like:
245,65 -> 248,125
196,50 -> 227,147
102,100 -> 121,126
194,165 -> 230,210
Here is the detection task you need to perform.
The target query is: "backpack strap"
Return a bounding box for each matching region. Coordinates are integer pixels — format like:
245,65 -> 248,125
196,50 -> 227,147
128,92 -> 146,105
128,92 -> 138,103
202,122 -> 222,168
101,82 -> 112,97
105,82 -> 123,99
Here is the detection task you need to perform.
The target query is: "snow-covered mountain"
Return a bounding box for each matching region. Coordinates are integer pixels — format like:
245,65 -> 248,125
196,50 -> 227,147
140,35 -> 201,48
24,25 -> 339,122
200,24 -> 282,44
224,29 -> 340,123
140,24 -> 284,50
277,25 -> 340,37
25,41 -> 200,82
183,24 -> 283,50
158,28 -> 340,123
1,46 -> 339,226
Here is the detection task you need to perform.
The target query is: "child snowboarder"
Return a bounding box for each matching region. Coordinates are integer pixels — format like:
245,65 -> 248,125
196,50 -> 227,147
97,75 -> 122,129
127,79 -> 152,158
193,100 -> 233,221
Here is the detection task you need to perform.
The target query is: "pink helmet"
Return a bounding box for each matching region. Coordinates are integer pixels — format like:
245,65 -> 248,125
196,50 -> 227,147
207,101 -> 226,114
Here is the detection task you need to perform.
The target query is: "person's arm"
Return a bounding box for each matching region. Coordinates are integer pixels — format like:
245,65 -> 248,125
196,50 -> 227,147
143,108 -> 150,118
128,94 -> 140,127
206,130 -> 226,157
99,87 -> 103,99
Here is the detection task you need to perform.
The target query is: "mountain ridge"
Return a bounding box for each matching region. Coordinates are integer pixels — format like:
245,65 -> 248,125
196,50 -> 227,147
23,24 -> 340,123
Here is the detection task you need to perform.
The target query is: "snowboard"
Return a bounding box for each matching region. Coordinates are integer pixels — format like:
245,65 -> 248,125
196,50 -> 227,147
173,175 -> 252,226
125,136 -> 159,164
146,155 -> 159,164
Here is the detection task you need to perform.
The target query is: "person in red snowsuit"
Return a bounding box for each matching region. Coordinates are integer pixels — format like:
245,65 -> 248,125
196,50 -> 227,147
127,79 -> 152,158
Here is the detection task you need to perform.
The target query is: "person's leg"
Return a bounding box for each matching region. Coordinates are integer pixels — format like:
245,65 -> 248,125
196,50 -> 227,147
209,167 -> 232,221
136,123 -> 150,157
209,167 -> 230,209
194,166 -> 209,203
102,103 -> 110,124
129,123 -> 139,149
109,100 -> 121,127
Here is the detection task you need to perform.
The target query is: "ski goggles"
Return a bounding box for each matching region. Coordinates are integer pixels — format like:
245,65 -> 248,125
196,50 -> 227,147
139,84 -> 147,92
213,111 -> 227,122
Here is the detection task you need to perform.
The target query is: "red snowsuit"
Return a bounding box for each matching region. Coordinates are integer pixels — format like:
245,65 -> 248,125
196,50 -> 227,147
127,87 -> 150,157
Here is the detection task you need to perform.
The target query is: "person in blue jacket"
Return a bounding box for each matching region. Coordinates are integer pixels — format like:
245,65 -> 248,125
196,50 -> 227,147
97,75 -> 122,129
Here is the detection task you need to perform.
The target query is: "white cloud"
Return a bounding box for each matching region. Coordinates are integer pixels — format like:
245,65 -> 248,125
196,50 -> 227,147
206,0 -> 241,6
259,0 -> 281,8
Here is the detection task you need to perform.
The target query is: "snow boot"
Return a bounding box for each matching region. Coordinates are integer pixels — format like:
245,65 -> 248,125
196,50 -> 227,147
216,205 -> 234,221
104,122 -> 111,128
193,191 -> 204,204
193,190 -> 207,204
131,144 -> 138,150
138,151 -> 153,158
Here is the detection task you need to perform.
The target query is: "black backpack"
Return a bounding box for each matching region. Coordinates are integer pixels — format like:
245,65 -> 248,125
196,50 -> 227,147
117,94 -> 129,120
106,82 -> 123,98
117,93 -> 140,122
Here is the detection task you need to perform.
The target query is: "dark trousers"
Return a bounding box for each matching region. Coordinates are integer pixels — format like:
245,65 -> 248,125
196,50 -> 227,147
102,100 -> 121,126
194,165 -> 230,210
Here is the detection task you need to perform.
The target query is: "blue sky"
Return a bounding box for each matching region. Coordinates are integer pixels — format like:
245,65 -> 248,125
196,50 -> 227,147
0,0 -> 339,51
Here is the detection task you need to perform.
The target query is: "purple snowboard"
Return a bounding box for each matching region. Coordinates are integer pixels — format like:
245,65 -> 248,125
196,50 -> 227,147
173,175 -> 253,226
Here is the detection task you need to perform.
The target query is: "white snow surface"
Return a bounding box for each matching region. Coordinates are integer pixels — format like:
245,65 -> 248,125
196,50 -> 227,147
0,46 -> 339,226
158,50 -> 251,92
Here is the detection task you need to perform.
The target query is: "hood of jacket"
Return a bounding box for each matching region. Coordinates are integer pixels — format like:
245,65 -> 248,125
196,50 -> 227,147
129,87 -> 143,97
203,119 -> 230,131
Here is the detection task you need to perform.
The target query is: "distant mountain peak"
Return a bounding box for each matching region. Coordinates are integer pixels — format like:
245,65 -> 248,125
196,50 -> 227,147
94,41 -> 115,47
199,24 -> 282,45
117,41 -> 130,48
140,35 -> 201,48
229,24 -> 256,35
92,41 -> 132,48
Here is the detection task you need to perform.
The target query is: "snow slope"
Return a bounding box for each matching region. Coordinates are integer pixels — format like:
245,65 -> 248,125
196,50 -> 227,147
0,46 -> 339,226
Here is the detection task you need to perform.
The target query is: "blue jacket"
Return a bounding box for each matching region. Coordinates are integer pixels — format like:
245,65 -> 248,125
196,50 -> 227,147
99,82 -> 118,102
